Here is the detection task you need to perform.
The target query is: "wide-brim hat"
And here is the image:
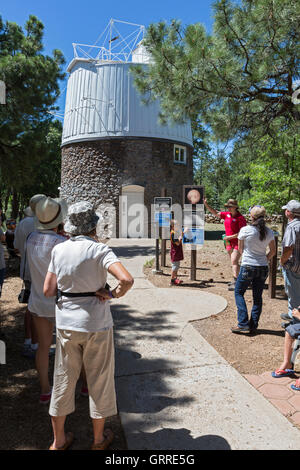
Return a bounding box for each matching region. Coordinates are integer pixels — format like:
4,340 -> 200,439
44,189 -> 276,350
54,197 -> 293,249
224,199 -> 238,208
64,201 -> 100,236
24,206 -> 34,217
29,194 -> 47,214
282,200 -> 300,216
35,197 -> 68,230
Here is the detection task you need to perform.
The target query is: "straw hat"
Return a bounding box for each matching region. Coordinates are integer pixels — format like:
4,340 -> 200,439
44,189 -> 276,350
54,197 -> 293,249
64,201 -> 100,236
250,206 -> 266,219
224,199 -> 238,208
24,206 -> 34,217
29,194 -> 47,214
35,197 -> 68,230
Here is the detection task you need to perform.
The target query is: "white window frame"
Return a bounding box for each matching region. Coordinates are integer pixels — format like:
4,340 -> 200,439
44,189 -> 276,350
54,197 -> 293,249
174,144 -> 187,164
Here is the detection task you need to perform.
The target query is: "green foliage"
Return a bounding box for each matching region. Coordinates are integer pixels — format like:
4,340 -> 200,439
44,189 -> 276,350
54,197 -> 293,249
133,0 -> 300,141
0,15 -> 65,216
241,126 -> 300,213
0,16 -> 65,185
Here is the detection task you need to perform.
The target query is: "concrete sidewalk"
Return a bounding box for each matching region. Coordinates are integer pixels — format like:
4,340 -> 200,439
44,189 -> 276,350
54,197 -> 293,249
108,238 -> 300,450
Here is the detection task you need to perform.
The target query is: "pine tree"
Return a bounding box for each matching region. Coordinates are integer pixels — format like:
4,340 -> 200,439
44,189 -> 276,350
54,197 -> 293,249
132,0 -> 300,141
0,15 -> 65,205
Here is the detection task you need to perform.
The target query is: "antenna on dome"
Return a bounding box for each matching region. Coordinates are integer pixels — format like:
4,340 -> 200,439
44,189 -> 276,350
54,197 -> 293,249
73,18 -> 146,63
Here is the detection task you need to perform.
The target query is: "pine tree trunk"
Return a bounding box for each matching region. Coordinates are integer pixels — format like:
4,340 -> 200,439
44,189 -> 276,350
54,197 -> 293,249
11,189 -> 19,219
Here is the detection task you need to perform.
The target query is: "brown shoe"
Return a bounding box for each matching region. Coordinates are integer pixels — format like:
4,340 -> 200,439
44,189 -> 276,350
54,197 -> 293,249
91,429 -> 114,450
231,326 -> 250,334
49,432 -> 74,450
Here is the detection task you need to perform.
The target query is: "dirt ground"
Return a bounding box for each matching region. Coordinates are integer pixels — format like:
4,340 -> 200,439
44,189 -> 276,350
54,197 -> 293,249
0,224 -> 290,450
0,257 -> 127,451
144,224 -> 289,377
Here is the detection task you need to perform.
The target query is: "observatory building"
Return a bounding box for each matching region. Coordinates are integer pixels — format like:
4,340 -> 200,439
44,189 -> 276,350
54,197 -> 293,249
60,20 -> 194,237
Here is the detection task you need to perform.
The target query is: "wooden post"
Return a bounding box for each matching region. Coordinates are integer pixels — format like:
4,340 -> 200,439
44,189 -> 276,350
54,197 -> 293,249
161,188 -> 167,267
268,234 -> 278,298
190,248 -> 197,281
155,238 -> 160,272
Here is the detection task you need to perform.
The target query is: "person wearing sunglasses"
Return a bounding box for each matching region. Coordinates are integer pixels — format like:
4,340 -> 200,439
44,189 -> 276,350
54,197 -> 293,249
204,198 -> 247,290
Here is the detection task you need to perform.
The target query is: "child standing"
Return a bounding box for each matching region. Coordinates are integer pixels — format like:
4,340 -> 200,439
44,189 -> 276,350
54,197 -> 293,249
170,219 -> 184,286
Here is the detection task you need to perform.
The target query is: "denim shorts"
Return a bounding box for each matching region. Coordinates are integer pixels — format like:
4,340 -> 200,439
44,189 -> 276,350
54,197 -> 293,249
240,265 -> 269,282
286,321 -> 300,339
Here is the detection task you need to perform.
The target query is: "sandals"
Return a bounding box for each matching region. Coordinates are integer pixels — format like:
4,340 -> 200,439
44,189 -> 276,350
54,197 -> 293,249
91,429 -> 114,450
291,380 -> 300,391
49,432 -> 74,450
271,369 -> 295,378
170,278 -> 183,286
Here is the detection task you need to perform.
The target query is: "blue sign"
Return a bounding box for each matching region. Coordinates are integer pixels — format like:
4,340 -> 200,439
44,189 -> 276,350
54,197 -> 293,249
183,228 -> 204,245
154,211 -> 171,227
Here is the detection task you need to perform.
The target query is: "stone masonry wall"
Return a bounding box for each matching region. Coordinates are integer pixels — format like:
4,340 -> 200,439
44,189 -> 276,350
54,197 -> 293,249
60,138 -> 194,236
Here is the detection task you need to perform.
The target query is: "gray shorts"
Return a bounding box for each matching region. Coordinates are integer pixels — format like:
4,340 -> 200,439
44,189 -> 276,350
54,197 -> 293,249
171,261 -> 180,272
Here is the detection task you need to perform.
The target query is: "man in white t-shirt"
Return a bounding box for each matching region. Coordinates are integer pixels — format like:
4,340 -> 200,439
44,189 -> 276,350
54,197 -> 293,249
44,201 -> 134,451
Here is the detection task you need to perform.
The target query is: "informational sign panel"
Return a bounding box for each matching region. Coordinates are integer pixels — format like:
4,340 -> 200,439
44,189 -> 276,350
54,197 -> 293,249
182,186 -> 205,249
154,197 -> 172,230
154,197 -> 172,212
183,186 -> 204,209
183,227 -> 204,245
154,211 -> 172,227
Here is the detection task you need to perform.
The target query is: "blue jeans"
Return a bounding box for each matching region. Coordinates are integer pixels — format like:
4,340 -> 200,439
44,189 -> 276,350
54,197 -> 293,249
282,268 -> 300,318
235,265 -> 269,330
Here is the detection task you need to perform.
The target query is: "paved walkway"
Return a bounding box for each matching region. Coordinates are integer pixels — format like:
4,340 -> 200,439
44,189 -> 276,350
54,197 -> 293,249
108,239 -> 300,450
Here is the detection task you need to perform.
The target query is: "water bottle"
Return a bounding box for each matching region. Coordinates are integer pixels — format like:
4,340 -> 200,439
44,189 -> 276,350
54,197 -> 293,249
222,234 -> 229,248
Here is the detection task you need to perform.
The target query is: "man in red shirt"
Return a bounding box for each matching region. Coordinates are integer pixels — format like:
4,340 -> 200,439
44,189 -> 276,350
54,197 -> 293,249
204,198 -> 247,290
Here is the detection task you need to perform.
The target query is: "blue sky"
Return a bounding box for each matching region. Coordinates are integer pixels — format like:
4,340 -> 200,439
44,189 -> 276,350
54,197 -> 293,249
2,0 -> 217,115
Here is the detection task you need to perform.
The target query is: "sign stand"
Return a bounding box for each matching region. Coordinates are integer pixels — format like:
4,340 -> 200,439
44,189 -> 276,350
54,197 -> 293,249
152,192 -> 171,275
190,249 -> 197,281
161,188 -> 167,267
182,186 -> 205,282
154,239 -> 162,274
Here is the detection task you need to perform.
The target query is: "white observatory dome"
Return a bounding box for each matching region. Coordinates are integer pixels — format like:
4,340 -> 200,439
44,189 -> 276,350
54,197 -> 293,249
61,21 -> 193,147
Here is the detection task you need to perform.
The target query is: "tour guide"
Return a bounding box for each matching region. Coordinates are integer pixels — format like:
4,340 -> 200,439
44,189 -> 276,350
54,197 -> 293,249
204,198 -> 247,290
44,201 -> 134,450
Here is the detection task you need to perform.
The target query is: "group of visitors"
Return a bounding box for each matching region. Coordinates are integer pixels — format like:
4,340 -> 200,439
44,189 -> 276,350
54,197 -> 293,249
1,192 -> 300,448
205,198 -> 300,391
1,194 -> 134,450
170,197 -> 300,390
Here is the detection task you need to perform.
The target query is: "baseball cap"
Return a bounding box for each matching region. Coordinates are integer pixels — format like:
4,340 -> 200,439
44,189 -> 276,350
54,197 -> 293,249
282,200 -> 300,216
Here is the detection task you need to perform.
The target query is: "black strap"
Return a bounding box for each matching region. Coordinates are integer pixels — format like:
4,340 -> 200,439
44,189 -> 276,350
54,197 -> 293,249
56,283 -> 110,303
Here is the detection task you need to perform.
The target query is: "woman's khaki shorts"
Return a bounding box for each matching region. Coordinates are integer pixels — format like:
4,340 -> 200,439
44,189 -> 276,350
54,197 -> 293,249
49,328 -> 117,419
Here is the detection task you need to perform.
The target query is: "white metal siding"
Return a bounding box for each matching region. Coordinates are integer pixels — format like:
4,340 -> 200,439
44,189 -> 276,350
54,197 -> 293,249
62,61 -> 193,147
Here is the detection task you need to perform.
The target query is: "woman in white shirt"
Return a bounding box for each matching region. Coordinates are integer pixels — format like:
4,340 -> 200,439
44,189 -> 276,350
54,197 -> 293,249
26,196 -> 68,404
231,206 -> 276,334
44,201 -> 134,451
